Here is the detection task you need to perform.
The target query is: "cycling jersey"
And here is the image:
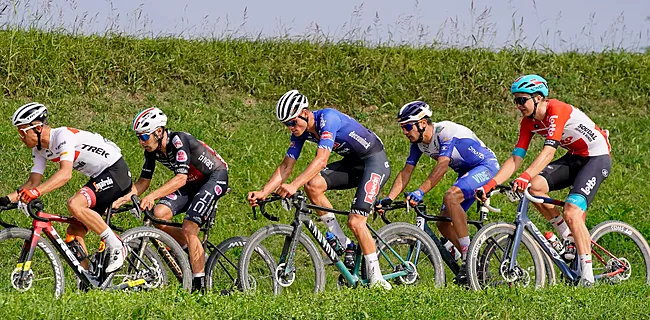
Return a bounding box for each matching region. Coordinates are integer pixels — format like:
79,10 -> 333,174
31,127 -> 122,178
286,109 -> 384,160
513,99 -> 611,158
140,131 -> 227,183
405,121 -> 497,173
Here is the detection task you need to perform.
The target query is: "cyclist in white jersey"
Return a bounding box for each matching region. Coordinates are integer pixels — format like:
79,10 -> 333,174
1,103 -> 132,273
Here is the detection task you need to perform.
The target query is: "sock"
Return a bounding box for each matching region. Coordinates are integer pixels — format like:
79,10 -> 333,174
192,272 -> 205,278
459,236 -> 470,260
580,254 -> 594,283
320,213 -> 350,245
550,216 -> 571,240
364,252 -> 382,282
100,227 -> 122,249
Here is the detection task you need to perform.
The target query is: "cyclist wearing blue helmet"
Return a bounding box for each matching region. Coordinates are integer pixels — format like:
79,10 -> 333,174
376,101 -> 500,284
476,75 -> 611,286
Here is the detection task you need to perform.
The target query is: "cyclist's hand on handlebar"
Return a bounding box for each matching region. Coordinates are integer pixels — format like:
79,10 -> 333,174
112,194 -> 131,209
512,172 -> 531,193
475,179 -> 497,202
247,190 -> 266,207
276,183 -> 297,199
0,195 -> 11,207
18,188 -> 40,204
406,189 -> 424,207
374,197 -> 393,213
140,195 -> 156,211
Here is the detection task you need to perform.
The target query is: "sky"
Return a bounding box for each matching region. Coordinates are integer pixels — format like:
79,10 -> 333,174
2,0 -> 649,52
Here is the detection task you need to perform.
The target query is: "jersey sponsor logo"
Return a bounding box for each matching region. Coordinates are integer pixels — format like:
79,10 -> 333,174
471,170 -> 491,184
320,117 -> 326,128
93,176 -> 114,192
602,169 -> 609,178
348,131 -> 371,149
321,131 -> 333,141
73,161 -> 87,171
467,146 -> 485,159
547,115 -> 559,137
198,153 -> 215,170
580,177 -> 597,195
176,150 -> 188,162
172,136 -> 183,148
79,186 -> 96,207
55,141 -> 67,150
575,124 -> 597,142
166,193 -> 178,200
81,144 -> 110,158
214,184 -> 223,195
363,173 -> 381,204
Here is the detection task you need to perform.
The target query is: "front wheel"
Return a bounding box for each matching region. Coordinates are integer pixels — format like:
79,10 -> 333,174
589,220 -> 650,285
466,222 -> 546,290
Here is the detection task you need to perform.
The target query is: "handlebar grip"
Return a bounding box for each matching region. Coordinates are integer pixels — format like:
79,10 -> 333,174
524,188 -> 544,203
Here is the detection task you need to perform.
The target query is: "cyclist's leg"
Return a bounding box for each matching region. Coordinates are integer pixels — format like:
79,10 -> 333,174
534,154 -> 577,240
311,158 -> 362,246
155,187 -> 193,247
564,155 -> 611,284
436,207 -> 459,248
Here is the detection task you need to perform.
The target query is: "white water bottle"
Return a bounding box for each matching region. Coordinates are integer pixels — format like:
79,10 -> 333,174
441,237 -> 462,261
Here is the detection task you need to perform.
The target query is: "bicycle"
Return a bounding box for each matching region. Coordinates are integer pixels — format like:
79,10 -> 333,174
466,187 -> 650,290
236,191 -> 445,295
0,197 -> 191,297
114,191 -> 277,294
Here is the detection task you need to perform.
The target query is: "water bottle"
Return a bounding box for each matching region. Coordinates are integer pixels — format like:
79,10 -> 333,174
440,237 -> 462,261
65,234 -> 88,262
325,231 -> 344,256
544,232 -> 565,256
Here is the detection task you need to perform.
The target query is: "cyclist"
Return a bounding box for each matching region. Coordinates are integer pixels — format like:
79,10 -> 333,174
1,102 -> 132,273
247,90 -> 393,289
476,75 -> 611,286
113,107 -> 229,293
376,101 -> 500,284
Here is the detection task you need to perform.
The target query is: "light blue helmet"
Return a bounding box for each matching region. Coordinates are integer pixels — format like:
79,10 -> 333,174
510,75 -> 549,97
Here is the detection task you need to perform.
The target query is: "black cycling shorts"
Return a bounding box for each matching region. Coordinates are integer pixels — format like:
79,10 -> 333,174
320,151 -> 391,217
538,153 -> 611,211
78,157 -> 133,215
157,170 -> 228,226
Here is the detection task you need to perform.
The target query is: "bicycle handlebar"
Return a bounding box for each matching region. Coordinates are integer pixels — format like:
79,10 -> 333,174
252,194 -> 284,221
524,187 -> 566,207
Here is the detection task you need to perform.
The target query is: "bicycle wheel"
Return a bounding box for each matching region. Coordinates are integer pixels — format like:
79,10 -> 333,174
205,236 -> 277,294
237,224 -> 326,295
0,228 -> 65,298
589,220 -> 650,285
375,222 -> 445,287
466,222 -> 546,290
120,227 -> 192,291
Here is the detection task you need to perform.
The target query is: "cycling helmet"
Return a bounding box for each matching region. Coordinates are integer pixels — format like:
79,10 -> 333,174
276,90 -> 308,122
397,101 -> 432,124
132,107 -> 167,134
510,75 -> 549,97
12,103 -> 48,126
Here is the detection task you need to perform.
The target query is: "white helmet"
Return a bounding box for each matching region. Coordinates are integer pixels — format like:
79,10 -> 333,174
132,107 -> 167,134
397,101 -> 432,124
12,102 -> 48,126
276,90 -> 308,122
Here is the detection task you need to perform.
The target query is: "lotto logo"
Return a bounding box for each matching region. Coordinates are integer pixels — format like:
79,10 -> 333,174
547,115 -> 559,137
580,177 -> 597,195
176,150 -> 188,162
363,173 -> 381,204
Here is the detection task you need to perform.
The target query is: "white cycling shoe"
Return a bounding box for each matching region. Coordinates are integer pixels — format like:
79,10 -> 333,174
105,243 -> 128,273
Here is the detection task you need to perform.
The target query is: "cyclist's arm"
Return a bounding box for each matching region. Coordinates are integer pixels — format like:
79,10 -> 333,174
289,148 -> 329,189
259,156 -> 296,196
32,160 -> 74,195
147,173 -> 187,201
386,164 -> 415,200
7,173 -> 44,202
417,156 -> 450,194
132,177 -> 151,196
490,155 -> 524,185
521,146 -> 556,178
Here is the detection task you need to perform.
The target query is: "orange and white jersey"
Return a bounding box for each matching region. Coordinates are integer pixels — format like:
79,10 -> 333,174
514,99 -> 610,158
31,127 -> 123,178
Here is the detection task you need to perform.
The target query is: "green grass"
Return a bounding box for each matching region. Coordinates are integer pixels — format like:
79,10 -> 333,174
0,28 -> 649,318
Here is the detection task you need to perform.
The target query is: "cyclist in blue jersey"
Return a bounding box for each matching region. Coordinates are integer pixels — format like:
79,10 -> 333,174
247,90 -> 392,289
376,101 -> 500,284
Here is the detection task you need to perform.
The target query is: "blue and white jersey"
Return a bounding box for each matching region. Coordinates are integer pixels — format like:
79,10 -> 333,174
405,121 -> 497,173
286,109 -> 384,160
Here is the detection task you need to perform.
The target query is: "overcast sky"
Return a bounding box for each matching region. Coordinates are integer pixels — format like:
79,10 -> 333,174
2,0 -> 649,51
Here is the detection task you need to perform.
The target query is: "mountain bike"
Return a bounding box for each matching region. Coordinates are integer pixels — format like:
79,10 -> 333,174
466,187 -> 650,290
237,191 -> 445,295
0,197 -> 191,297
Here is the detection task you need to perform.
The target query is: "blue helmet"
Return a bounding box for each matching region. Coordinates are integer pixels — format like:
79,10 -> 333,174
510,75 -> 549,97
397,101 -> 432,124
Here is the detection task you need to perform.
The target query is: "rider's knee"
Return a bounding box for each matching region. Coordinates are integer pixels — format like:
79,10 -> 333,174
563,203 -> 585,226
66,195 -> 86,216
347,212 -> 367,234
529,176 -> 549,194
443,188 -> 462,207
304,177 -> 326,195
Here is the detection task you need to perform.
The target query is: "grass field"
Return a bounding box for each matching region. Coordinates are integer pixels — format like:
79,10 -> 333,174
0,28 -> 649,319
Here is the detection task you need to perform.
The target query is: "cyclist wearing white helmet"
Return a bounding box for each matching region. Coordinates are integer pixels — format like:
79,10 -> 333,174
2,102 -> 132,275
376,100 -> 500,284
476,75 -> 611,286
114,107 -> 229,293
248,90 -> 393,290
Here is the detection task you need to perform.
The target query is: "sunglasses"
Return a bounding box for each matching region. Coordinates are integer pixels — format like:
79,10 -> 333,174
513,96 -> 532,106
400,123 -> 415,131
283,119 -> 298,127
17,123 -> 43,136
136,133 -> 151,141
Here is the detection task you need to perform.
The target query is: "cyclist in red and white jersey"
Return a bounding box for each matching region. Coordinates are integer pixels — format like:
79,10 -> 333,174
1,103 -> 132,273
476,75 -> 611,286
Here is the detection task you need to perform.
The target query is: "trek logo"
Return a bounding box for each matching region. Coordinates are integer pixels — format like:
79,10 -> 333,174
93,177 -> 114,192
81,144 -> 110,158
363,173 -> 381,204
547,115 -> 559,137
198,153 -> 214,170
580,177 -> 597,195
172,136 -> 183,148
176,150 -> 188,162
